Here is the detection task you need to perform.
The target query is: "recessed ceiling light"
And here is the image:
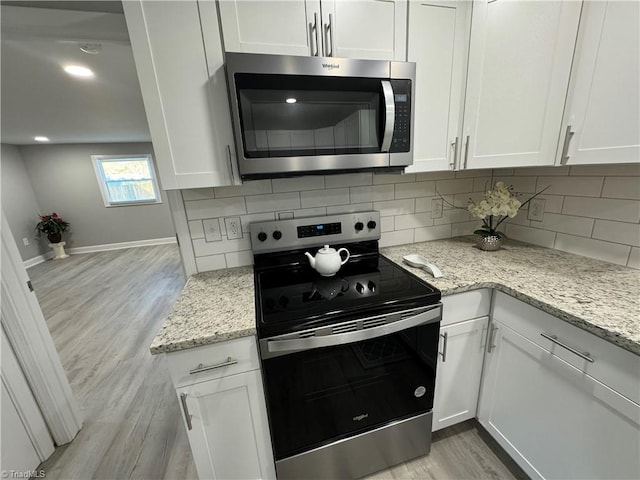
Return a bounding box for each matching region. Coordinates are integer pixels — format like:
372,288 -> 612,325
34,136 -> 50,142
63,65 -> 94,78
286,97 -> 297,104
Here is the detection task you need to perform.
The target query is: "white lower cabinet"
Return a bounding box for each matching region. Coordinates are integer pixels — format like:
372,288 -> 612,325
478,292 -> 640,480
167,336 -> 275,480
432,289 -> 491,431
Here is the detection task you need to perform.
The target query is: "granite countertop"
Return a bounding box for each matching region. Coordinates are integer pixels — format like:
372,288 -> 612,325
150,237 -> 640,356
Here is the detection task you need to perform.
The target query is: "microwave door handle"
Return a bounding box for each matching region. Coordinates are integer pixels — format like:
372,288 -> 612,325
380,80 -> 395,152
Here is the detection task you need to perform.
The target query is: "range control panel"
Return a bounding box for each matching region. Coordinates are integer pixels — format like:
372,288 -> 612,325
250,211 -> 381,254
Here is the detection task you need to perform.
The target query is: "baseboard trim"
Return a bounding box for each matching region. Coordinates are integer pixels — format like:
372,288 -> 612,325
23,237 -> 176,268
24,253 -> 53,269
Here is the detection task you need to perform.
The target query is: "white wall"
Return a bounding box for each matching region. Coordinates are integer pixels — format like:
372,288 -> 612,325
19,143 -> 175,250
180,165 -> 640,273
1,144 -> 46,260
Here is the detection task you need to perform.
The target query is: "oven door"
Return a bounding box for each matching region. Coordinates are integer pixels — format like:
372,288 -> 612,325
259,304 -> 441,461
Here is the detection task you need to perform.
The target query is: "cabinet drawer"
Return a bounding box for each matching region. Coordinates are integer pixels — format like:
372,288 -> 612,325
441,289 -> 491,326
493,291 -> 640,404
167,336 -> 260,388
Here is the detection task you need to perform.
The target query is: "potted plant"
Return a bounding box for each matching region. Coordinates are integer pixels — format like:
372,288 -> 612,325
36,212 -> 70,244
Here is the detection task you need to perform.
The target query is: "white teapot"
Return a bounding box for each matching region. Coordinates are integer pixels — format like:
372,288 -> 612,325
304,245 -> 350,277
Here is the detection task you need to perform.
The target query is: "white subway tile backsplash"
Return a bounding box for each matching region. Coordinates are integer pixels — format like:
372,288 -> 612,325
195,254 -> 227,272
533,213 -> 594,237
239,212 -> 276,233
433,208 -> 471,226
182,188 -> 214,201
225,250 -> 253,268
373,172 -> 416,184
473,177 -> 492,192
350,184 -> 394,203
536,176 -> 603,197
562,197 -> 640,223
292,207 -> 327,217
535,194 -> 564,214
373,198 -> 415,216
415,171 -> 455,181
493,176 -> 538,194
324,173 -> 372,188
272,176 -> 324,193
301,188 -> 349,208
569,164 -> 640,177
452,221 -> 478,237
592,220 -> 640,247
188,220 -> 204,239
394,181 -> 435,199
246,192 -> 300,214
379,229 -> 414,247
380,216 -> 395,232
554,233 -> 631,266
435,178 -> 474,195
518,166 -> 570,176
185,197 -> 247,220
193,236 -> 251,257
326,203 -> 372,215
455,169 -> 492,178
214,179 -> 272,198
601,177 -> 640,200
627,247 -> 640,269
505,224 -> 556,248
414,224 -> 452,243
394,213 -> 434,230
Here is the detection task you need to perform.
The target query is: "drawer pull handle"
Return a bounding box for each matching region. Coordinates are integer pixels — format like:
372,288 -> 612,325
180,393 -> 193,431
439,332 -> 448,362
488,325 -> 498,353
540,333 -> 594,363
189,357 -> 238,375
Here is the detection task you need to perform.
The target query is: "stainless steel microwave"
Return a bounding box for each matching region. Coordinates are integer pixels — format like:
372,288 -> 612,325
225,53 -> 415,179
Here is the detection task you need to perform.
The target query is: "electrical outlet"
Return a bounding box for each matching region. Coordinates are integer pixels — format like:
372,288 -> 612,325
431,198 -> 443,219
22,237 -> 30,246
202,219 -> 222,242
225,216 -> 243,239
528,198 -> 545,222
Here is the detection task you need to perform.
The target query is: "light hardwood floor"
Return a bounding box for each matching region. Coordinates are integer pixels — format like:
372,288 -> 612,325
30,245 -> 525,480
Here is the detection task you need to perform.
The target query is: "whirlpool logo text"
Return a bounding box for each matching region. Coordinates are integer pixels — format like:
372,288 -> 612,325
322,63 -> 340,70
353,413 -> 369,422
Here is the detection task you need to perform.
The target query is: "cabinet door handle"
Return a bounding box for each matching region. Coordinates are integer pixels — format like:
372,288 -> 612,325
189,357 -> 238,375
180,393 -> 193,431
487,325 -> 498,353
560,125 -> 575,164
439,331 -> 448,362
463,135 -> 470,169
324,13 -> 334,57
450,137 -> 459,170
309,13 -> 320,56
540,333 -> 594,363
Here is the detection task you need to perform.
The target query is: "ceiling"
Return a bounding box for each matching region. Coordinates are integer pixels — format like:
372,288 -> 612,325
1,2 -> 151,145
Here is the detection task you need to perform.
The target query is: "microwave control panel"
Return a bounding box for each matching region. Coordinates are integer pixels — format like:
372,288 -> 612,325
390,79 -> 412,153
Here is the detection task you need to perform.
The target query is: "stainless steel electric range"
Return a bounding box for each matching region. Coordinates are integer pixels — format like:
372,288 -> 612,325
250,211 -> 442,480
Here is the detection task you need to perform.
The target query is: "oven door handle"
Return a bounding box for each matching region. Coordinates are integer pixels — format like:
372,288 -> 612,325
266,306 -> 440,354
380,80 -> 395,152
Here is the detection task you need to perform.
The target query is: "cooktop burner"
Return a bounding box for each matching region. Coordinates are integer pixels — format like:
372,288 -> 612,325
250,212 -> 441,338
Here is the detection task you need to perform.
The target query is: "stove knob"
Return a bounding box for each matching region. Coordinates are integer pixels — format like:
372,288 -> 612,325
368,281 -> 376,293
257,232 -> 267,242
355,222 -> 364,231
367,220 -> 377,230
273,230 -> 282,240
355,282 -> 365,294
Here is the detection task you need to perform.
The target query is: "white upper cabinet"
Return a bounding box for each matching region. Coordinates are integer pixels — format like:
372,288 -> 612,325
558,1 -> 640,165
123,1 -> 239,190
461,0 -> 581,169
218,0 -> 406,60
405,0 -> 471,173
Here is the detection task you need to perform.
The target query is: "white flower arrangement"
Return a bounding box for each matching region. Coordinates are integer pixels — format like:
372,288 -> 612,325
468,181 -> 547,239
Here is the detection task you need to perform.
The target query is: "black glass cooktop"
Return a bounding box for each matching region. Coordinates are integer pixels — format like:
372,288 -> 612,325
255,252 -> 441,338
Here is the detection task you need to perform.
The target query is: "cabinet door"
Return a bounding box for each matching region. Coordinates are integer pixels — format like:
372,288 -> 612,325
321,0 -> 407,60
123,1 -> 237,189
432,316 -> 488,432
218,0 -> 320,56
177,370 -> 276,480
560,1 -> 640,165
478,322 -> 640,480
462,0 -> 581,169
405,0 -> 470,173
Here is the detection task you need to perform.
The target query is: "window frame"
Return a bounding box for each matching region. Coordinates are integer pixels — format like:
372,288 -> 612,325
91,154 -> 162,207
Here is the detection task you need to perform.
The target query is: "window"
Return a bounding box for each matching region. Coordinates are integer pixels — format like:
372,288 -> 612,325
92,154 -> 161,206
